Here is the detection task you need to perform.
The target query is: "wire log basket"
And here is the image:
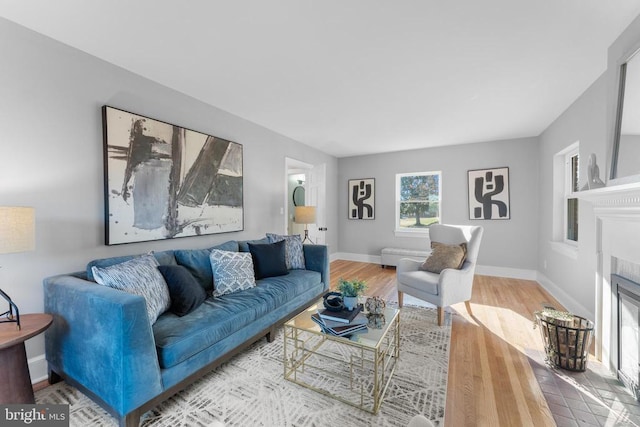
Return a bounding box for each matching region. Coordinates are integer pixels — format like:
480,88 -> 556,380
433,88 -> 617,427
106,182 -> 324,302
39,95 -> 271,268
535,312 -> 594,372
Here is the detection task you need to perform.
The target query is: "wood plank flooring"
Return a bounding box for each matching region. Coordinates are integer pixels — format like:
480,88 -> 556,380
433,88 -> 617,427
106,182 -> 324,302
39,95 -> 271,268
330,260 -> 560,426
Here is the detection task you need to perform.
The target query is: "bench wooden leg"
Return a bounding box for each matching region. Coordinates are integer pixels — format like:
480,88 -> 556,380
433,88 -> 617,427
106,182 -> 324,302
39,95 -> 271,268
397,291 -> 404,308
437,307 -> 444,326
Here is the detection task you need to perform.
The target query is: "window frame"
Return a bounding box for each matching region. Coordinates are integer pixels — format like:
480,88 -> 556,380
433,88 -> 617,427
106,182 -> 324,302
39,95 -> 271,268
394,171 -> 442,238
563,147 -> 579,245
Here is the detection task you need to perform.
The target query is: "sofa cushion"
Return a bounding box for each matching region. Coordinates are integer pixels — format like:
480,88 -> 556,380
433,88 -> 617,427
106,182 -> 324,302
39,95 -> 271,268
210,250 -> 256,297
248,240 -> 289,279
420,242 -> 467,274
174,241 -> 239,292
157,265 -> 207,316
92,254 -> 171,324
86,250 -> 176,282
266,233 -> 305,269
152,269 -> 323,368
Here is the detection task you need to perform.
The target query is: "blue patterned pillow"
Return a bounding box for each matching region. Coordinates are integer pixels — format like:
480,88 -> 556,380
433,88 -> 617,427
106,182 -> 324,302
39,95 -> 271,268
266,233 -> 306,269
91,254 -> 171,324
209,249 -> 256,297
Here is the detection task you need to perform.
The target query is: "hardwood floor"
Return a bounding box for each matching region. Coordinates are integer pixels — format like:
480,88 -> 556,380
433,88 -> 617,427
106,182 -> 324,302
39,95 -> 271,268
330,260 -> 560,426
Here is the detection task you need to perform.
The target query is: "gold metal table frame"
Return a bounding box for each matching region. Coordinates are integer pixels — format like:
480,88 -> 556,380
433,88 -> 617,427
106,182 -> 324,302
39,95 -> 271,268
283,301 -> 400,414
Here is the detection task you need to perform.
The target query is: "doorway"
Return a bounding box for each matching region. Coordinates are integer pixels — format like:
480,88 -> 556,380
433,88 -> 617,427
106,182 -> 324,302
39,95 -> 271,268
284,158 -> 327,244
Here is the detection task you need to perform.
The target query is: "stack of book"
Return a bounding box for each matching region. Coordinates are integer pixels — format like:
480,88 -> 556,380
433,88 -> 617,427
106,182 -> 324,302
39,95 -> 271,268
311,304 -> 367,337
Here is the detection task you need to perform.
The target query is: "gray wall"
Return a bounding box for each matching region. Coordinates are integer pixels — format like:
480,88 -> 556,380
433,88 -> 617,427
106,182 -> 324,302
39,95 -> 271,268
0,18 -> 337,373
537,13 -> 640,320
338,137 -> 540,271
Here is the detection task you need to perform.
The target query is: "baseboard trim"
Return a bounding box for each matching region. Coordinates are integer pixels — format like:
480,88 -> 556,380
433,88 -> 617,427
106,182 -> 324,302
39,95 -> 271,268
332,252 -> 381,264
28,353 -> 48,384
536,272 -> 594,320
475,265 -> 538,280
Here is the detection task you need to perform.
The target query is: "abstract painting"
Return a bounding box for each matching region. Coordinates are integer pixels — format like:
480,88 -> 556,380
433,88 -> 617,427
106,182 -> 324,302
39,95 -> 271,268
348,178 -> 375,220
102,106 -> 243,245
468,167 -> 510,220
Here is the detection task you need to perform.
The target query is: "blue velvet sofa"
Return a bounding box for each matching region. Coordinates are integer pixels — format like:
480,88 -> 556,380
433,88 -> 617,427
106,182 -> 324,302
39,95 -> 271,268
43,239 -> 329,427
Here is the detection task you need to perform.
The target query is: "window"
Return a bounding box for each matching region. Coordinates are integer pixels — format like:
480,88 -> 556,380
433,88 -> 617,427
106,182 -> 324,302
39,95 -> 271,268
395,171 -> 441,235
564,148 -> 579,243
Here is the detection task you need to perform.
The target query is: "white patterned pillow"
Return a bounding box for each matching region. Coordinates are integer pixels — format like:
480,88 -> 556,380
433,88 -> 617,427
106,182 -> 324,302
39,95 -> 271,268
210,250 -> 256,297
91,254 -> 171,324
266,233 -> 305,270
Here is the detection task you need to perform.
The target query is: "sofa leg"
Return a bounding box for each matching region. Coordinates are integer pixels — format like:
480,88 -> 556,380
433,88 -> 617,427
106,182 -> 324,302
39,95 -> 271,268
48,369 -> 62,385
464,300 -> 473,316
120,410 -> 142,427
397,291 -> 403,308
266,326 -> 276,343
437,307 -> 444,326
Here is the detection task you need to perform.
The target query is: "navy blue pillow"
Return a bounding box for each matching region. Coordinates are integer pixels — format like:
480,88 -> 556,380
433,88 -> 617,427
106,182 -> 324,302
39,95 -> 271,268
247,240 -> 289,280
157,265 -> 207,316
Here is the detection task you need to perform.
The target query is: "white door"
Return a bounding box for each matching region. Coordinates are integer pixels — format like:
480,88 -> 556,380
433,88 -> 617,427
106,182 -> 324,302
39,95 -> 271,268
306,163 -> 327,244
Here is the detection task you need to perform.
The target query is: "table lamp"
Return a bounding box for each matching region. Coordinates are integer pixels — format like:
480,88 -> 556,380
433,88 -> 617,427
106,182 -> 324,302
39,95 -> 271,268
0,207 -> 35,329
295,206 -> 316,244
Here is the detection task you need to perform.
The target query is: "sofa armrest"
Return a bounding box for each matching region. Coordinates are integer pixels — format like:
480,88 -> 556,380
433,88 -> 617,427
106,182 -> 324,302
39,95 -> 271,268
303,244 -> 330,291
43,274 -> 163,417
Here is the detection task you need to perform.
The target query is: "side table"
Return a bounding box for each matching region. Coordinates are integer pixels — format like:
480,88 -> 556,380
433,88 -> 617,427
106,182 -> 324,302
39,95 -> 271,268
0,313 -> 53,403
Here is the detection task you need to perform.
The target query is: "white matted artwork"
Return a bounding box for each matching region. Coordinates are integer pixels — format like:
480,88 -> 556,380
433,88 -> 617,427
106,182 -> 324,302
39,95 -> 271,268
468,167 -> 510,220
102,106 -> 243,244
348,178 -> 375,220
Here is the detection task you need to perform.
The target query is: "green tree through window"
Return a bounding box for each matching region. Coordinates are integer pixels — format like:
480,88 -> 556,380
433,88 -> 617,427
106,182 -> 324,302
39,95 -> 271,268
397,172 -> 441,230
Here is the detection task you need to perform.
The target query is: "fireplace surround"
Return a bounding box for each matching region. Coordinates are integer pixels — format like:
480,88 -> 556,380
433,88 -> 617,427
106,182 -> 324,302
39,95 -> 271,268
577,181 -> 640,381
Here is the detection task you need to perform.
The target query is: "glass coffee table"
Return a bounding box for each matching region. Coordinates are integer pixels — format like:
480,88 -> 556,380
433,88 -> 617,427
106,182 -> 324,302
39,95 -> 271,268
283,300 -> 400,414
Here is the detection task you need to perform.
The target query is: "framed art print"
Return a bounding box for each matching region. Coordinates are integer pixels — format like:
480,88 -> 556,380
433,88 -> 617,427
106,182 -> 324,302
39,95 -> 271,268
348,178 -> 375,220
102,106 -> 243,244
468,167 -> 510,220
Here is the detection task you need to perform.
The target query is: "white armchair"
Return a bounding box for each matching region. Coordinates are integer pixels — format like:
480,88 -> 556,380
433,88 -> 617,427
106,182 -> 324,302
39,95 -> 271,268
397,224 -> 483,326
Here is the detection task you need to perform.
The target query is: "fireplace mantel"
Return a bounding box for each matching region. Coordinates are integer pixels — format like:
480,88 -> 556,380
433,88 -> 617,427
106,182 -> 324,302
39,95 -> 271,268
576,181 -> 640,212
577,181 -> 640,371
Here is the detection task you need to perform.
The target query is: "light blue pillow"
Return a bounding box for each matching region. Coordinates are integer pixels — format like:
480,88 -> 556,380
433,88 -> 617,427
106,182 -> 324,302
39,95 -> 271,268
266,233 -> 305,269
91,254 -> 171,324
209,249 -> 256,297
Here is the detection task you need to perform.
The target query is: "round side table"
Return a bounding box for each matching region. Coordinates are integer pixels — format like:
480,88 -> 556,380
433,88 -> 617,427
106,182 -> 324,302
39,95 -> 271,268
0,313 -> 53,403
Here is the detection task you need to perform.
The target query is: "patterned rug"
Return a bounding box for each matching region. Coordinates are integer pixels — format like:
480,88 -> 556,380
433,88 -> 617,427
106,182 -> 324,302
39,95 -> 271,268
36,304 -> 451,427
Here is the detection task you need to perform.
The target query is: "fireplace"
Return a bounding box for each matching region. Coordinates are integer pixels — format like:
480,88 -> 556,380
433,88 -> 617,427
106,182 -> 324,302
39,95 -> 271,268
613,274 -> 640,400
576,182 -> 640,378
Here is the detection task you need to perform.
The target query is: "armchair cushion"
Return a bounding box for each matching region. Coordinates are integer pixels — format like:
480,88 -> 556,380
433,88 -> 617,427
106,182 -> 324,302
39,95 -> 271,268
420,242 -> 467,274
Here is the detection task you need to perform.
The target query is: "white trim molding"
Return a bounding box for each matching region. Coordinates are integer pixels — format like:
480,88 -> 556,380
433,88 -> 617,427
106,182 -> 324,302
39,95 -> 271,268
576,181 -> 640,371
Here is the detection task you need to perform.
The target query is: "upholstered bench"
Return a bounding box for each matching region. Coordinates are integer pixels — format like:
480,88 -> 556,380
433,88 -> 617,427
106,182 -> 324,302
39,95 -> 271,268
380,247 -> 430,268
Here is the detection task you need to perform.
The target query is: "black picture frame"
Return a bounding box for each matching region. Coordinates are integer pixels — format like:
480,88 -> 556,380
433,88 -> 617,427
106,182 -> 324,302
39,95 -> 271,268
102,106 -> 244,244
467,167 -> 510,220
348,178 -> 375,220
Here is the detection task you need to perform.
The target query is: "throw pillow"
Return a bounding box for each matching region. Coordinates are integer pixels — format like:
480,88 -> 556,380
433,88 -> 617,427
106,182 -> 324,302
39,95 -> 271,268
174,241 -> 240,293
209,249 -> 256,297
157,265 -> 207,316
420,242 -> 468,274
266,233 -> 306,269
91,254 -> 171,324
248,240 -> 289,280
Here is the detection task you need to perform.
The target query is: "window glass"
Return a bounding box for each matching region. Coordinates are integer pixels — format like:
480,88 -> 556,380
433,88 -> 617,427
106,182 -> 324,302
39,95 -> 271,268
396,172 -> 441,231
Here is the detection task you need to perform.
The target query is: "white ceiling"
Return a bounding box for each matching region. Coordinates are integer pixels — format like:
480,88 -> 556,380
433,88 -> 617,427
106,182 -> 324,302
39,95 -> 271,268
2,1 -> 640,157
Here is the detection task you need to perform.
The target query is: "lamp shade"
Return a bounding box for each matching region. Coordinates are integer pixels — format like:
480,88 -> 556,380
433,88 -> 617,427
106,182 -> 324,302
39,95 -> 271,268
0,207 -> 35,254
295,206 -> 316,224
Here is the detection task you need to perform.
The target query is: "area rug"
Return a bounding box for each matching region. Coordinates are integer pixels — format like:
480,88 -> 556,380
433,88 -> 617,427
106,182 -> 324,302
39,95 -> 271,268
36,305 -> 450,427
